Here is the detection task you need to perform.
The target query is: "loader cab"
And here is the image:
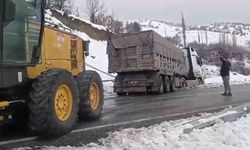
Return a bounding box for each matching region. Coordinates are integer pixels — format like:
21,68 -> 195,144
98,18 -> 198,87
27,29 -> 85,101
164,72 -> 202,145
0,0 -> 44,88
182,47 -> 204,81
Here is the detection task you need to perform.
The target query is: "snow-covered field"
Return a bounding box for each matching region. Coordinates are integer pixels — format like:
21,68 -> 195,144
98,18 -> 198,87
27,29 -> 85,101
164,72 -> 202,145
202,65 -> 250,89
37,114 -> 250,150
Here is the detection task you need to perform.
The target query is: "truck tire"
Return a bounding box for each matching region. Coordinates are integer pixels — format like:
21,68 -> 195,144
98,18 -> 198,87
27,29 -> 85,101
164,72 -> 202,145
76,71 -> 104,121
164,76 -> 171,93
170,77 -> 177,92
28,69 -> 79,137
157,76 -> 164,94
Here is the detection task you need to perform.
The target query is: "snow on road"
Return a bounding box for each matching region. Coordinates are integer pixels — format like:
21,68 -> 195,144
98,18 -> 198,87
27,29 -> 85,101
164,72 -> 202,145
40,114 -> 250,150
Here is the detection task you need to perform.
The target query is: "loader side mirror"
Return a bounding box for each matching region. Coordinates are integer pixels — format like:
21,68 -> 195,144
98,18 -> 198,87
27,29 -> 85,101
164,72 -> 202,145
4,0 -> 16,22
83,40 -> 90,57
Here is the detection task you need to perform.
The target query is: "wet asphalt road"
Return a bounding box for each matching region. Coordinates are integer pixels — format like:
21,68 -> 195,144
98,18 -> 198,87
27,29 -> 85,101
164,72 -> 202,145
0,85 -> 250,149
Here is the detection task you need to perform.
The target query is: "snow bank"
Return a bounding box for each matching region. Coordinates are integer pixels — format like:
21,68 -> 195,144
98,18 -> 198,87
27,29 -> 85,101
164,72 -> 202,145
201,65 -> 250,88
53,9 -> 108,32
45,10 -> 71,32
41,114 -> 250,150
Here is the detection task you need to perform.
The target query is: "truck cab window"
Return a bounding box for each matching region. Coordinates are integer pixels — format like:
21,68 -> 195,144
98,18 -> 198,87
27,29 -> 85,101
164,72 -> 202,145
3,0 -> 42,64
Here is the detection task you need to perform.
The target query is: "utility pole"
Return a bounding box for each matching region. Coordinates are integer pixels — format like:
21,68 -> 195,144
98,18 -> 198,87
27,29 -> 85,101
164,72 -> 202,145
181,11 -> 187,47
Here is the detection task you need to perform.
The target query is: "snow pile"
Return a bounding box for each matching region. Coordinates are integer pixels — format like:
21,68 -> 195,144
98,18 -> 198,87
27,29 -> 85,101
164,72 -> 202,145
202,65 -> 250,88
42,114 -> 250,150
53,9 -> 108,31
45,10 -> 71,32
205,72 -> 250,88
203,64 -> 220,78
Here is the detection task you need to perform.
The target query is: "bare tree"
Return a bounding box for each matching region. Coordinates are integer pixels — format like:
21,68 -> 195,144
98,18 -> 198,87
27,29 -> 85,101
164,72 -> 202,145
205,30 -> 208,45
111,20 -> 125,34
125,22 -> 141,33
48,0 -> 74,14
85,0 -> 105,24
165,35 -> 181,46
232,34 -> 237,46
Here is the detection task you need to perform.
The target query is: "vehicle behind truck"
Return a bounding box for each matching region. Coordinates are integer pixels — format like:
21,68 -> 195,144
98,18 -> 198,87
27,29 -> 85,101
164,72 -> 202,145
107,30 -> 204,95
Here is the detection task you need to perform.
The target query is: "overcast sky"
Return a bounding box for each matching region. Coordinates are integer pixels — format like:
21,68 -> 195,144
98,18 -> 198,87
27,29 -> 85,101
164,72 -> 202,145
75,0 -> 250,25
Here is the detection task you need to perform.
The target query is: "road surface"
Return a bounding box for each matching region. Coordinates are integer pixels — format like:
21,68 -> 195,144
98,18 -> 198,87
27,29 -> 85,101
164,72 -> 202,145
0,85 -> 250,149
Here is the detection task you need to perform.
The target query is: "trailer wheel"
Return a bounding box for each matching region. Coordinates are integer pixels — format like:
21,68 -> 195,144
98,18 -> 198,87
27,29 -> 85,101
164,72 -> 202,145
164,76 -> 171,93
157,76 -> 164,94
170,77 -> 177,92
28,69 -> 79,137
76,71 -> 104,121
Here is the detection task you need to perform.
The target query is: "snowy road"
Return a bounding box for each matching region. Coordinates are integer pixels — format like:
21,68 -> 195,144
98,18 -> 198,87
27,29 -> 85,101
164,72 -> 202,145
1,85 -> 250,149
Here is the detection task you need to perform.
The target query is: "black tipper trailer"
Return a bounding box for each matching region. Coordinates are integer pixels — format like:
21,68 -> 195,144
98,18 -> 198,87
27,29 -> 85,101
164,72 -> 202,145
107,30 -> 193,95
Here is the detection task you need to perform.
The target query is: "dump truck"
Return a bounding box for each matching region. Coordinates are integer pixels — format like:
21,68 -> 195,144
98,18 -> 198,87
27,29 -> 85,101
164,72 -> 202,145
0,0 -> 104,137
107,30 -> 204,95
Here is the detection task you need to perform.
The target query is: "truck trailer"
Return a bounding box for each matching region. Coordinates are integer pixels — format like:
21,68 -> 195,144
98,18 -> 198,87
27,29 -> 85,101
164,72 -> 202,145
107,30 -> 204,95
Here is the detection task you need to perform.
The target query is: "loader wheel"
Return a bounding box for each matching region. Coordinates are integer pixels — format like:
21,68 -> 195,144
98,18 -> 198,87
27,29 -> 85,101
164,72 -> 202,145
157,76 -> 164,94
164,76 -> 171,93
76,71 -> 104,121
28,69 -> 79,137
170,77 -> 177,92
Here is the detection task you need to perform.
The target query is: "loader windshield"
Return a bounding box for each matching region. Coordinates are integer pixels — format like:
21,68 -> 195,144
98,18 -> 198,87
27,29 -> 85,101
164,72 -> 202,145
2,0 -> 43,64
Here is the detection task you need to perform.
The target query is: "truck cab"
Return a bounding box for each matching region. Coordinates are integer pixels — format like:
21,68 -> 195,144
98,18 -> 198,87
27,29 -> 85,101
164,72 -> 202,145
182,47 -> 204,83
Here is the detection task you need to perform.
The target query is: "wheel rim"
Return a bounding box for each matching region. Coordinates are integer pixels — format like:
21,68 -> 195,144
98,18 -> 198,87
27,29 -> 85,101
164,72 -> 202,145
89,83 -> 100,110
54,84 -> 73,121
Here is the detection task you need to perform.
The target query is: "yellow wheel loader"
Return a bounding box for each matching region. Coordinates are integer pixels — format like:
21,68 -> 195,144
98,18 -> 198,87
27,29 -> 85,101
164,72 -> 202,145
0,0 -> 104,137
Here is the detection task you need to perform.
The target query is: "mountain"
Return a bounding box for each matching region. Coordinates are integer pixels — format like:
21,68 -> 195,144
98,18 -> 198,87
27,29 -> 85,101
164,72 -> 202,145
138,20 -> 250,50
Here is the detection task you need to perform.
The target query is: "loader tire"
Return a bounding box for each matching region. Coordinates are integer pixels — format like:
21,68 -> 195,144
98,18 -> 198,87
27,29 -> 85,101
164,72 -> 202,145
76,71 -> 104,121
28,69 -> 79,137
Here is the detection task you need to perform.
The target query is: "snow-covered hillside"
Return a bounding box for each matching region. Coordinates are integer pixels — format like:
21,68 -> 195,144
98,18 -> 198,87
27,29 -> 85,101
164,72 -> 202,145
139,20 -> 250,49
